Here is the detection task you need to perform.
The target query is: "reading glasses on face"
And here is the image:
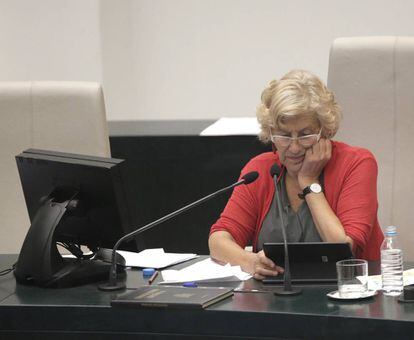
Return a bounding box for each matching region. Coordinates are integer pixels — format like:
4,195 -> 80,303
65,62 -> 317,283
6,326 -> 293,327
269,128 -> 322,147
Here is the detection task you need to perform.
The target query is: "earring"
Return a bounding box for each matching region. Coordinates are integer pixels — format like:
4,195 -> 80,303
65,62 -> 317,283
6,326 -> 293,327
271,144 -> 277,154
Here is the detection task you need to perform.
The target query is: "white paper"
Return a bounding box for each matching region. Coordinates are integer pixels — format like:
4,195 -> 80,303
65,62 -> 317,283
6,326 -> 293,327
366,268 -> 414,291
200,117 -> 260,136
117,248 -> 198,269
160,258 -> 252,283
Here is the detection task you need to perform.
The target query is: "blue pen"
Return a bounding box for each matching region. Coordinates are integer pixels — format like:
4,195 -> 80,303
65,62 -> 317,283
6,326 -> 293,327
182,282 -> 198,288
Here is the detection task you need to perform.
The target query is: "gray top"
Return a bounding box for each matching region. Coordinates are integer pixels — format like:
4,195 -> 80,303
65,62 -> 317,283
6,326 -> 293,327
256,172 -> 322,252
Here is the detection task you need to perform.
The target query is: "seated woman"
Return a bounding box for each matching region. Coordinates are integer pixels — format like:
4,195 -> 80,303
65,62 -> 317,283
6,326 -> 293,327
208,69 -> 384,280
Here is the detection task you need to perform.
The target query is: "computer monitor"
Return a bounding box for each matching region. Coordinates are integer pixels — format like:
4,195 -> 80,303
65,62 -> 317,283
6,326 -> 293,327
14,149 -> 137,288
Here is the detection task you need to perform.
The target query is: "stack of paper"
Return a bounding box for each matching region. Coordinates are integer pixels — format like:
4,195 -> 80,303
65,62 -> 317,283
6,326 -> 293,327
117,248 -> 198,269
161,258 -> 252,283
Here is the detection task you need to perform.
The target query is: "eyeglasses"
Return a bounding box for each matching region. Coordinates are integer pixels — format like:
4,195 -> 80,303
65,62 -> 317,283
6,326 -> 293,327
269,128 -> 322,148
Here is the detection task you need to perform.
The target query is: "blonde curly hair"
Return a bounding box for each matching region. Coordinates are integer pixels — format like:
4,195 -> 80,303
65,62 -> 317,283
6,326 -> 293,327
257,69 -> 342,143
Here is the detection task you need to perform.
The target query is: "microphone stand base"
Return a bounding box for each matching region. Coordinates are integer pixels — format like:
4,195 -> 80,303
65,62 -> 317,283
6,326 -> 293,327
98,282 -> 126,291
273,287 -> 302,296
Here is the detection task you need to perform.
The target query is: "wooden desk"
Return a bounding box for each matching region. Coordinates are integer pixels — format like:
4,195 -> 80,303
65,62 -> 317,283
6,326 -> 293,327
1,254 -> 414,339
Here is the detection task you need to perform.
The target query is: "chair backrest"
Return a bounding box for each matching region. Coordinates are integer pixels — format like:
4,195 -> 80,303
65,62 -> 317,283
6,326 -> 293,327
0,81 -> 111,253
327,36 -> 414,259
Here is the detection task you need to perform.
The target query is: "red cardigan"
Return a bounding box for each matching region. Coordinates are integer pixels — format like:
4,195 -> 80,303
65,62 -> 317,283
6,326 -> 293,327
210,141 -> 384,260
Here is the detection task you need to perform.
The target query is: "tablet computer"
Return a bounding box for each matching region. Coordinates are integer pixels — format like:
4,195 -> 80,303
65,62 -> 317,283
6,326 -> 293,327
262,242 -> 353,284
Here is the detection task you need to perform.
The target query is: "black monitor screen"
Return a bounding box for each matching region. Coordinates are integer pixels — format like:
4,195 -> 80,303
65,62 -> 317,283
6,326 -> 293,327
16,148 -> 135,250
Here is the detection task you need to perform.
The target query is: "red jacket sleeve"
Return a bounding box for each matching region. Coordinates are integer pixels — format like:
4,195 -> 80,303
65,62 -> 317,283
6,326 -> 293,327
210,171 -> 259,248
335,154 -> 379,256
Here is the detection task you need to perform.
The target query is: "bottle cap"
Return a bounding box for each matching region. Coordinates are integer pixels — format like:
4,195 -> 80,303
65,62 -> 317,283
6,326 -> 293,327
143,268 -> 156,277
385,225 -> 397,235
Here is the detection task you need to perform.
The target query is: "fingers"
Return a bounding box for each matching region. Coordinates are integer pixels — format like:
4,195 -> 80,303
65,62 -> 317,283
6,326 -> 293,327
298,139 -> 332,189
309,138 -> 330,160
253,266 -> 284,280
253,271 -> 275,280
300,139 -> 331,180
253,251 -> 284,280
326,138 -> 332,158
257,250 -> 276,268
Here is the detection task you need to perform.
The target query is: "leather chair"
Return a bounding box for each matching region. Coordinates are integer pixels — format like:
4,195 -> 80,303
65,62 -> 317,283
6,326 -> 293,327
0,82 -> 110,253
328,36 -> 414,259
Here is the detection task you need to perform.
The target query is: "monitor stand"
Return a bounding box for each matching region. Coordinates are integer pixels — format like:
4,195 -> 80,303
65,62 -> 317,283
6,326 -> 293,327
43,256 -> 125,288
14,195 -> 125,288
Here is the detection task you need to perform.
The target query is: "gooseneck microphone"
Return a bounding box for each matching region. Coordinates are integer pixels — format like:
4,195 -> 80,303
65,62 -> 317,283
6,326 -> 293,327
99,171 -> 259,291
270,164 -> 302,296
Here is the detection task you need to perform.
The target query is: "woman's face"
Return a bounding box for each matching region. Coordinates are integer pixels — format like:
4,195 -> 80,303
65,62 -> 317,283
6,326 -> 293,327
271,116 -> 321,175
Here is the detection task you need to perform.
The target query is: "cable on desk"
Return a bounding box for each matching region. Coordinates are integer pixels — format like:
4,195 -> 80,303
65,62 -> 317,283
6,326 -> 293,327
0,262 -> 16,276
56,242 -> 95,259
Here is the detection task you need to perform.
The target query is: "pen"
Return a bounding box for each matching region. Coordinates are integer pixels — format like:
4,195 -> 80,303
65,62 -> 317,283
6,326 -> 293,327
148,270 -> 159,285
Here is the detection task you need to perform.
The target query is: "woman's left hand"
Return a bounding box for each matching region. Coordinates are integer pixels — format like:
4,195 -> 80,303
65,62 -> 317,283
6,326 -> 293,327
298,139 -> 332,189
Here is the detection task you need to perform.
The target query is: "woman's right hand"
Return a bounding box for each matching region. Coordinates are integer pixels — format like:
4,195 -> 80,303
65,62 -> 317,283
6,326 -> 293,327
248,250 -> 284,280
208,231 -> 284,280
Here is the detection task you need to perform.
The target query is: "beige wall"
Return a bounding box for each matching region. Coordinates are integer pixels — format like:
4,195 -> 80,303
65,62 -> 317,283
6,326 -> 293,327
0,0 -> 102,83
1,0 -> 414,121
100,0 -> 414,120
1,1 -> 414,253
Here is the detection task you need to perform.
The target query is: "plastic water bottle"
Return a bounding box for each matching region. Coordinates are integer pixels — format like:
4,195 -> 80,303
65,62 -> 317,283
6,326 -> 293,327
381,226 -> 404,296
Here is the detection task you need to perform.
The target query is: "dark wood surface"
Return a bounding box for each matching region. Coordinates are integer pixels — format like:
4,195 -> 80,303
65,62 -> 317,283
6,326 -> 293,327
1,254 -> 414,339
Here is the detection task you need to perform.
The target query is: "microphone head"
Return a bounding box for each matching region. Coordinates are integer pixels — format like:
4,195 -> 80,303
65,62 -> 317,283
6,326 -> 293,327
241,171 -> 259,184
270,163 -> 282,177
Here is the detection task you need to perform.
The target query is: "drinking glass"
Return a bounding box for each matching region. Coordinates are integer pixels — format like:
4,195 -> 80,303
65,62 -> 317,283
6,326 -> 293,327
336,259 -> 368,298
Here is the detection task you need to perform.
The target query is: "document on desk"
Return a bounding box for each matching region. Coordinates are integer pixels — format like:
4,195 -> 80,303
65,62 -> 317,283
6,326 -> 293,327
117,248 -> 198,269
160,258 -> 252,283
366,267 -> 414,291
199,117 -> 260,136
